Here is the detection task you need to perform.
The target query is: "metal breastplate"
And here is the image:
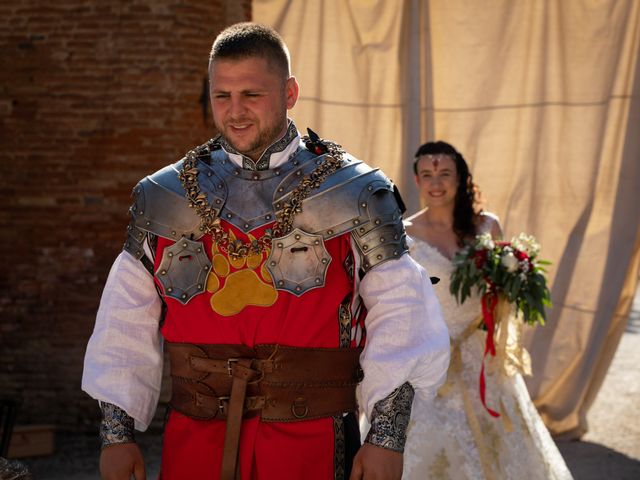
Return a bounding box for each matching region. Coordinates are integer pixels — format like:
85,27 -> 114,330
124,143 -> 407,303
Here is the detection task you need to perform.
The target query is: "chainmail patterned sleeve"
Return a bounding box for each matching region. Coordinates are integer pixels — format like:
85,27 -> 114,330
364,382 -> 415,453
99,402 -> 136,448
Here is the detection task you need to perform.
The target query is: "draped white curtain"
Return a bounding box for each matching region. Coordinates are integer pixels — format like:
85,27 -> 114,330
254,0 -> 640,437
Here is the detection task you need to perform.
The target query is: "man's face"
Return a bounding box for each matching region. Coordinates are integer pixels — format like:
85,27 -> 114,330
209,56 -> 299,161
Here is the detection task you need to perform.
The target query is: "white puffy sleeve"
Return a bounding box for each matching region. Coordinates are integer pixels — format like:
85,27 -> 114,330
357,253 -> 450,419
81,251 -> 164,431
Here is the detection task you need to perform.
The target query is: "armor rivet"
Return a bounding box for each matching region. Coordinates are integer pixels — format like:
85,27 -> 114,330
315,278 -> 321,284
244,224 -> 250,229
354,220 -> 359,225
293,160 -> 299,165
276,203 -> 281,208
327,229 -> 334,235
377,254 -> 383,260
364,263 -> 370,268
203,265 -> 210,270
316,160 -> 322,165
181,294 -> 187,299
136,250 -> 141,256
197,284 -> 202,289
138,211 -> 143,215
363,245 -> 369,251
393,251 -> 398,256
314,240 -> 320,245
296,171 -> 302,176
275,169 -> 281,175
359,228 -> 365,233
167,287 -> 173,293
278,187 -> 284,193
234,169 -> 240,175
270,261 -> 276,266
361,203 -> 367,208
145,221 -> 150,226
322,258 -> 328,264
277,243 -> 284,248
216,199 -> 222,204
127,225 -> 131,230
266,215 -> 272,220
207,172 -> 212,177
161,270 -> 167,275
138,232 -> 143,238
375,220 -> 381,225
294,234 -> 301,240
182,242 -> 187,248
380,237 -> 385,243
226,213 -> 232,219
278,280 -> 284,286
253,174 -> 259,180
394,234 -> 399,240
171,231 -> 176,236
197,248 -> 202,253
368,186 -> 373,191
218,184 -> 223,189
295,286 -> 302,292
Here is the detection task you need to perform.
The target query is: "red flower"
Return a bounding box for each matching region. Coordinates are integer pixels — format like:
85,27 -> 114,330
514,250 -> 529,261
474,249 -> 488,268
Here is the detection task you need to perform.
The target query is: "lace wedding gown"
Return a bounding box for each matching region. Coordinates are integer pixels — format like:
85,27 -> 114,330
404,237 -> 573,480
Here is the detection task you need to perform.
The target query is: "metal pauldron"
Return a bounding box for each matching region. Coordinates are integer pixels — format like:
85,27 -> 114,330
269,157 -> 409,294
364,382 -> 415,453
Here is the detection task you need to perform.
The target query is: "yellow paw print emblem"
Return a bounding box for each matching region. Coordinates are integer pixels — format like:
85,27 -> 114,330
206,230 -> 278,316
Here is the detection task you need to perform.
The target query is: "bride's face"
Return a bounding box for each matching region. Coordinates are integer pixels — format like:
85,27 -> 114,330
414,154 -> 459,208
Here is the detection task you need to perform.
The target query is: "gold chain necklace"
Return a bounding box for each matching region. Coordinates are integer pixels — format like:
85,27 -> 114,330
178,138 -> 344,259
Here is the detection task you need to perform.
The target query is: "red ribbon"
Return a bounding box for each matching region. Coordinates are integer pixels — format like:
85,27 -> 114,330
479,292 -> 500,417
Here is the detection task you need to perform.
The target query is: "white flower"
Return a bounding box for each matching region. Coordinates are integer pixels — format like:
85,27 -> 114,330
511,233 -> 540,256
476,233 -> 495,250
520,261 -> 530,273
501,252 -> 519,272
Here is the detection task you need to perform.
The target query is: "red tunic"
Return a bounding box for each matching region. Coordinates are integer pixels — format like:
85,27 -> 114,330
155,222 -> 363,479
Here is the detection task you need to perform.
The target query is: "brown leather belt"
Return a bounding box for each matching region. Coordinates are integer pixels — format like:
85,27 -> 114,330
167,342 -> 364,480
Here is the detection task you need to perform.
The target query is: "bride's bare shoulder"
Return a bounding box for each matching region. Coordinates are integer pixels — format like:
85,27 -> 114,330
404,207 -> 429,231
477,211 -> 503,238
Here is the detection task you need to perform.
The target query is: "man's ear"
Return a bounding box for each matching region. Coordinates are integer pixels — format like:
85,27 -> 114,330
285,76 -> 299,110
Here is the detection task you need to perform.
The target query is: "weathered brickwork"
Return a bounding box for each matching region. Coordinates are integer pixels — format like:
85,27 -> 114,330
0,0 -> 251,431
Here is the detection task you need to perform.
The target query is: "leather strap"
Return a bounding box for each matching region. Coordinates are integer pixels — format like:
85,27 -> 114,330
166,342 -> 363,480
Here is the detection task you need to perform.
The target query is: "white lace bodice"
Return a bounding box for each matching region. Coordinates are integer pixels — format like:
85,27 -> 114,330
409,239 -> 482,340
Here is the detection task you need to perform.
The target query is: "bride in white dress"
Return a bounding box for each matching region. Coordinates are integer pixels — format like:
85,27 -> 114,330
403,141 -> 572,480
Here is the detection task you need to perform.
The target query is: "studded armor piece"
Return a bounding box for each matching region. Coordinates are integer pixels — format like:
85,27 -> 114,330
122,135 -> 408,301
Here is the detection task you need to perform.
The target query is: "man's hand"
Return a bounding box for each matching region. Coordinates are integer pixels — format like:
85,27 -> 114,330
349,443 -> 403,480
100,442 -> 146,480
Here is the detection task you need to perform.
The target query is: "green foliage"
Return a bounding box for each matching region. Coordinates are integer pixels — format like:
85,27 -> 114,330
449,234 -> 551,326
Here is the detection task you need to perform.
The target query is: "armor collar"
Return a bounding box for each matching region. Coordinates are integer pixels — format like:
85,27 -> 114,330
219,120 -> 299,171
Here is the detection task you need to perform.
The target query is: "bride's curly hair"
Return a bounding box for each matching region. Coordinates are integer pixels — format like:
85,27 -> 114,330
413,141 -> 482,246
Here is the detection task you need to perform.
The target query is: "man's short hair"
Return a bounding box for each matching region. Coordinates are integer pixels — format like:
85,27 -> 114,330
210,22 -> 291,78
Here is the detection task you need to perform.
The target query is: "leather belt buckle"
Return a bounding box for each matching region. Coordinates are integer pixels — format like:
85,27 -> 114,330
227,358 -> 239,376
218,396 -> 230,415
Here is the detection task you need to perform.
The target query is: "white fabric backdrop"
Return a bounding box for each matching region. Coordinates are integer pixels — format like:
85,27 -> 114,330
254,0 -> 640,437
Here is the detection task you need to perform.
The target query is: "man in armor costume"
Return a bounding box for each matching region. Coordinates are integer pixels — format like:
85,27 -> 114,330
82,23 -> 449,480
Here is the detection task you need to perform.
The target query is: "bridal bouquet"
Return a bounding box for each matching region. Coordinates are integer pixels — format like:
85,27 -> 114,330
450,232 -> 551,326
449,233 -> 551,417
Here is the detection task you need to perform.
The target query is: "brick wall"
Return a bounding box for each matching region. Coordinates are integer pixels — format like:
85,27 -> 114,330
0,0 -> 251,432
